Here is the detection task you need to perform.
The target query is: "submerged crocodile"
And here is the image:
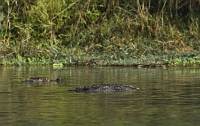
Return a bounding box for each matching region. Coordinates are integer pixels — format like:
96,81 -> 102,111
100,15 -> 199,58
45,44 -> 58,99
69,84 -> 139,93
24,77 -> 62,83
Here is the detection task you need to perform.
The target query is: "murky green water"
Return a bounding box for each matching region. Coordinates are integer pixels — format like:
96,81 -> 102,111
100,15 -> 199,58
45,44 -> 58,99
0,66 -> 200,126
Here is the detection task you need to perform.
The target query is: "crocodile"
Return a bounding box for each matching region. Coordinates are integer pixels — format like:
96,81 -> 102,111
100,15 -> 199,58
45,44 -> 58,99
69,84 -> 139,93
24,77 -> 62,83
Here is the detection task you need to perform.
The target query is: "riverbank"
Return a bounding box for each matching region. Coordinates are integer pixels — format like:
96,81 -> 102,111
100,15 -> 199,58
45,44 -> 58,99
0,1 -> 200,66
1,51 -> 200,67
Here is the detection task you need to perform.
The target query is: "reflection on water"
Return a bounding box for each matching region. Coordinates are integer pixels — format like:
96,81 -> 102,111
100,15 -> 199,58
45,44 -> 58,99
0,66 -> 200,126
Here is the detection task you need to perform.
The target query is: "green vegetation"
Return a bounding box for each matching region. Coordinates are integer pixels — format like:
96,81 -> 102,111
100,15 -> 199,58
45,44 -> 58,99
0,0 -> 200,66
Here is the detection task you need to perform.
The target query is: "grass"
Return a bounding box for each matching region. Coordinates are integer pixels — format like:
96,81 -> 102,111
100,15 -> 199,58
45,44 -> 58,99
0,0 -> 200,66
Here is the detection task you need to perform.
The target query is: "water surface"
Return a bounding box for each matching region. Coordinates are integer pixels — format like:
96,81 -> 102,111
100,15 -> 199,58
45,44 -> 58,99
0,66 -> 200,126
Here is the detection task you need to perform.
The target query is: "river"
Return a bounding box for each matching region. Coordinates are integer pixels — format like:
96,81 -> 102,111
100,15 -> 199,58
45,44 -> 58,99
0,66 -> 200,126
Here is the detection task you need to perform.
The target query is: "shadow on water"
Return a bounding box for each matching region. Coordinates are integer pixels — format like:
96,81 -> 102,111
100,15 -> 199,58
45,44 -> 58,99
0,66 -> 200,126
